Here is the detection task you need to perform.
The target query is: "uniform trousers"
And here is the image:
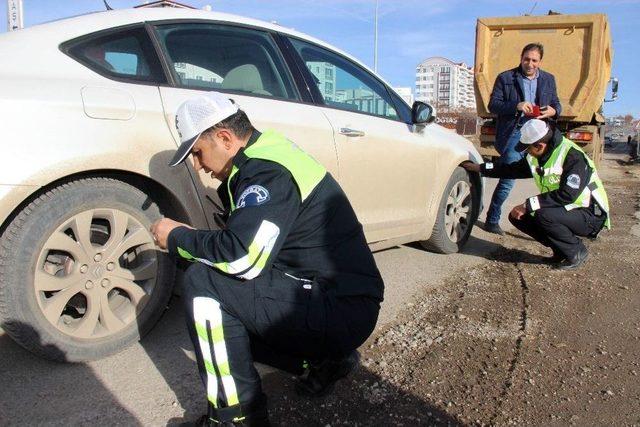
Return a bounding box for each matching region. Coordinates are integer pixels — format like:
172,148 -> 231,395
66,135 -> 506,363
181,263 -> 380,423
508,206 -> 606,259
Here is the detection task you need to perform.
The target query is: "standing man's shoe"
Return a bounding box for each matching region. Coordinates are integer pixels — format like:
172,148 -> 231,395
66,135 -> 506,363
554,246 -> 588,270
295,350 -> 360,397
483,222 -> 505,236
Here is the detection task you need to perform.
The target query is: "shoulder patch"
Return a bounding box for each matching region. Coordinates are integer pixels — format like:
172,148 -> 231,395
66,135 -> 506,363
237,185 -> 270,209
566,173 -> 581,189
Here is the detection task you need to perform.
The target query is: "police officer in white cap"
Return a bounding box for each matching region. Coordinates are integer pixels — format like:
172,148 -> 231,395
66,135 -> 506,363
463,119 -> 610,269
150,92 -> 383,426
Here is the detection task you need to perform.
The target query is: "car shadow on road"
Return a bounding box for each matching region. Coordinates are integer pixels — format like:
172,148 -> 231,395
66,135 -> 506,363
0,322 -> 140,426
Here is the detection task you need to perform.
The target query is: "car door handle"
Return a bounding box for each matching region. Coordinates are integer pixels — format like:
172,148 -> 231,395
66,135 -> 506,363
339,127 -> 365,137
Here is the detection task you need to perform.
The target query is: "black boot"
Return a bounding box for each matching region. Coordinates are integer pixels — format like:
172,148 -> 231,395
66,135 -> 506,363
180,397 -> 270,427
295,350 -> 360,397
554,245 -> 588,270
179,411 -> 270,427
543,250 -> 565,265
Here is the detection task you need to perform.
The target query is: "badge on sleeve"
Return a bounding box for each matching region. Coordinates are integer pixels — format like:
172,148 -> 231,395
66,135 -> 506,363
237,185 -> 270,208
566,174 -> 581,189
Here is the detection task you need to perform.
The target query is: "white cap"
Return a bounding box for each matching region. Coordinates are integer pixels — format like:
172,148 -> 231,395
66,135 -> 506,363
519,119 -> 549,145
169,92 -> 239,167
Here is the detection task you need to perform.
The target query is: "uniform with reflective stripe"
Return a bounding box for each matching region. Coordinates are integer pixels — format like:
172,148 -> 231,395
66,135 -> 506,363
172,130 -> 326,280
226,129 -> 326,212
526,136 -> 611,229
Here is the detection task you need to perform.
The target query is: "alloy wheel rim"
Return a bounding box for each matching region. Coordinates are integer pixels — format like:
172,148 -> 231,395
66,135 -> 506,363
34,208 -> 158,339
444,181 -> 472,243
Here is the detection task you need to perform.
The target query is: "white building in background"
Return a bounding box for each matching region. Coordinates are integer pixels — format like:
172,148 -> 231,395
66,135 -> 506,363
306,62 -> 337,102
415,57 -> 475,110
174,62 -> 222,86
393,87 -> 414,106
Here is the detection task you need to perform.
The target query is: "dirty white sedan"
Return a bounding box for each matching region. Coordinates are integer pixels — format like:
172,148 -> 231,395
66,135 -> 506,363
0,8 -> 483,361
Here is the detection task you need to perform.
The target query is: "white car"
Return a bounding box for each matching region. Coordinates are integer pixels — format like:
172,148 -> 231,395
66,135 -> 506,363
0,8 -> 483,361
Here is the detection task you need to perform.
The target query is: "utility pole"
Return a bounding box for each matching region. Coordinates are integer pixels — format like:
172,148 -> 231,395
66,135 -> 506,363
373,0 -> 379,73
6,0 -> 24,31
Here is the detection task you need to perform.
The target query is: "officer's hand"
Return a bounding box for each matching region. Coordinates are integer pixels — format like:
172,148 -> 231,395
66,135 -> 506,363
510,203 -> 527,220
461,161 -> 481,173
517,102 -> 533,114
537,105 -> 556,119
150,218 -> 192,250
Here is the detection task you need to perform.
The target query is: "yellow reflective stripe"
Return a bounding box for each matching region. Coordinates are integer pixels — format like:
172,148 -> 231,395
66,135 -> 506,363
241,130 -> 326,202
213,221 -> 279,279
193,297 -> 239,409
207,394 -> 218,408
178,222 -> 278,278
228,165 -> 240,212
213,260 -> 230,273
195,321 -> 224,344
218,361 -> 231,377
178,247 -> 216,268
195,322 -> 208,342
177,247 -> 196,261
226,392 -> 240,406
221,375 -> 239,406
211,325 -> 224,344
204,359 -> 216,375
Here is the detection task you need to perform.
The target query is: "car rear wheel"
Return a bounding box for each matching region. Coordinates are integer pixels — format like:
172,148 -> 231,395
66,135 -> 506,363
0,178 -> 174,362
421,167 -> 476,254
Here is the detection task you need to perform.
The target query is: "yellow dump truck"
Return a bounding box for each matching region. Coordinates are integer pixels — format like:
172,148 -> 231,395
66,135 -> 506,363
474,12 -> 618,166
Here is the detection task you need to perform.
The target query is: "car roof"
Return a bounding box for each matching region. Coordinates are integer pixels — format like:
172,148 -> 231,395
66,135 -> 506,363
2,8 -> 392,88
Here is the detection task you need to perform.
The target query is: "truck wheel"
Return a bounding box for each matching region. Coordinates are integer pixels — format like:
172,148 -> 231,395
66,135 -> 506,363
0,178 -> 174,362
421,167 -> 476,254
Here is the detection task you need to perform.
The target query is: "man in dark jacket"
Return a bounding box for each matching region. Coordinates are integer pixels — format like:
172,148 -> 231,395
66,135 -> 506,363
463,119 -> 610,270
151,92 -> 384,426
484,43 -> 562,235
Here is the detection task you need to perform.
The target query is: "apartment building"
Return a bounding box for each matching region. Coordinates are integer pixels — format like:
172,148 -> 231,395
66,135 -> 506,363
415,57 -> 475,110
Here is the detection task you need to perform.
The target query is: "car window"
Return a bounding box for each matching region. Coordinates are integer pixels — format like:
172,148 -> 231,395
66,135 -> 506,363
65,27 -> 164,83
155,23 -> 298,100
288,38 -> 398,120
388,91 -> 412,123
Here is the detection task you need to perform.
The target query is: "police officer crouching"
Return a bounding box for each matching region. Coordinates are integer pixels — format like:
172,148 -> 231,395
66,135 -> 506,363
463,119 -> 611,270
150,92 -> 383,426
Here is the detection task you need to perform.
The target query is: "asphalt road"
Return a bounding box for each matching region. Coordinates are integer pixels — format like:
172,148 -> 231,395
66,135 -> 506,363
0,175 -> 537,426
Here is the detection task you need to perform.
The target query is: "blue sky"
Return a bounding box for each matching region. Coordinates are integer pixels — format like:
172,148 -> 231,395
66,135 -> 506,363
1,0 -> 638,116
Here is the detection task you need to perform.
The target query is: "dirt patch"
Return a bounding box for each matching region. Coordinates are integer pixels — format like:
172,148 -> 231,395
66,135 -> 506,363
268,159 -> 640,426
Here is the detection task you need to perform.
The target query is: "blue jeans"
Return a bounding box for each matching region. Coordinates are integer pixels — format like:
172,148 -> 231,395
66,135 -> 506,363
486,129 -> 524,225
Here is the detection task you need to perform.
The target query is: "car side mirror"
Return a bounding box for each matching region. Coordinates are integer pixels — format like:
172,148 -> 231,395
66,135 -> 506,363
412,101 -> 436,124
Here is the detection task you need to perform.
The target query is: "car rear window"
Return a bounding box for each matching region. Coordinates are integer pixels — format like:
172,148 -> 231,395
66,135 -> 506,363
63,27 -> 166,84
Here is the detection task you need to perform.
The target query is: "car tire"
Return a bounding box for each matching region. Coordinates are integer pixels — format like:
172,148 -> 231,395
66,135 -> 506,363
421,167 -> 476,254
0,178 -> 174,362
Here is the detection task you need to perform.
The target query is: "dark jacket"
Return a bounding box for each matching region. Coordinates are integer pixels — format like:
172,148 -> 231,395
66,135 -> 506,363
480,129 -> 591,214
488,67 -> 562,153
168,130 -> 384,301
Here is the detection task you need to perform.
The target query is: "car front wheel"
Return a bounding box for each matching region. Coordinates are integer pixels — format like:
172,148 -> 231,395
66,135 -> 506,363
0,178 -> 174,361
421,167 -> 477,254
